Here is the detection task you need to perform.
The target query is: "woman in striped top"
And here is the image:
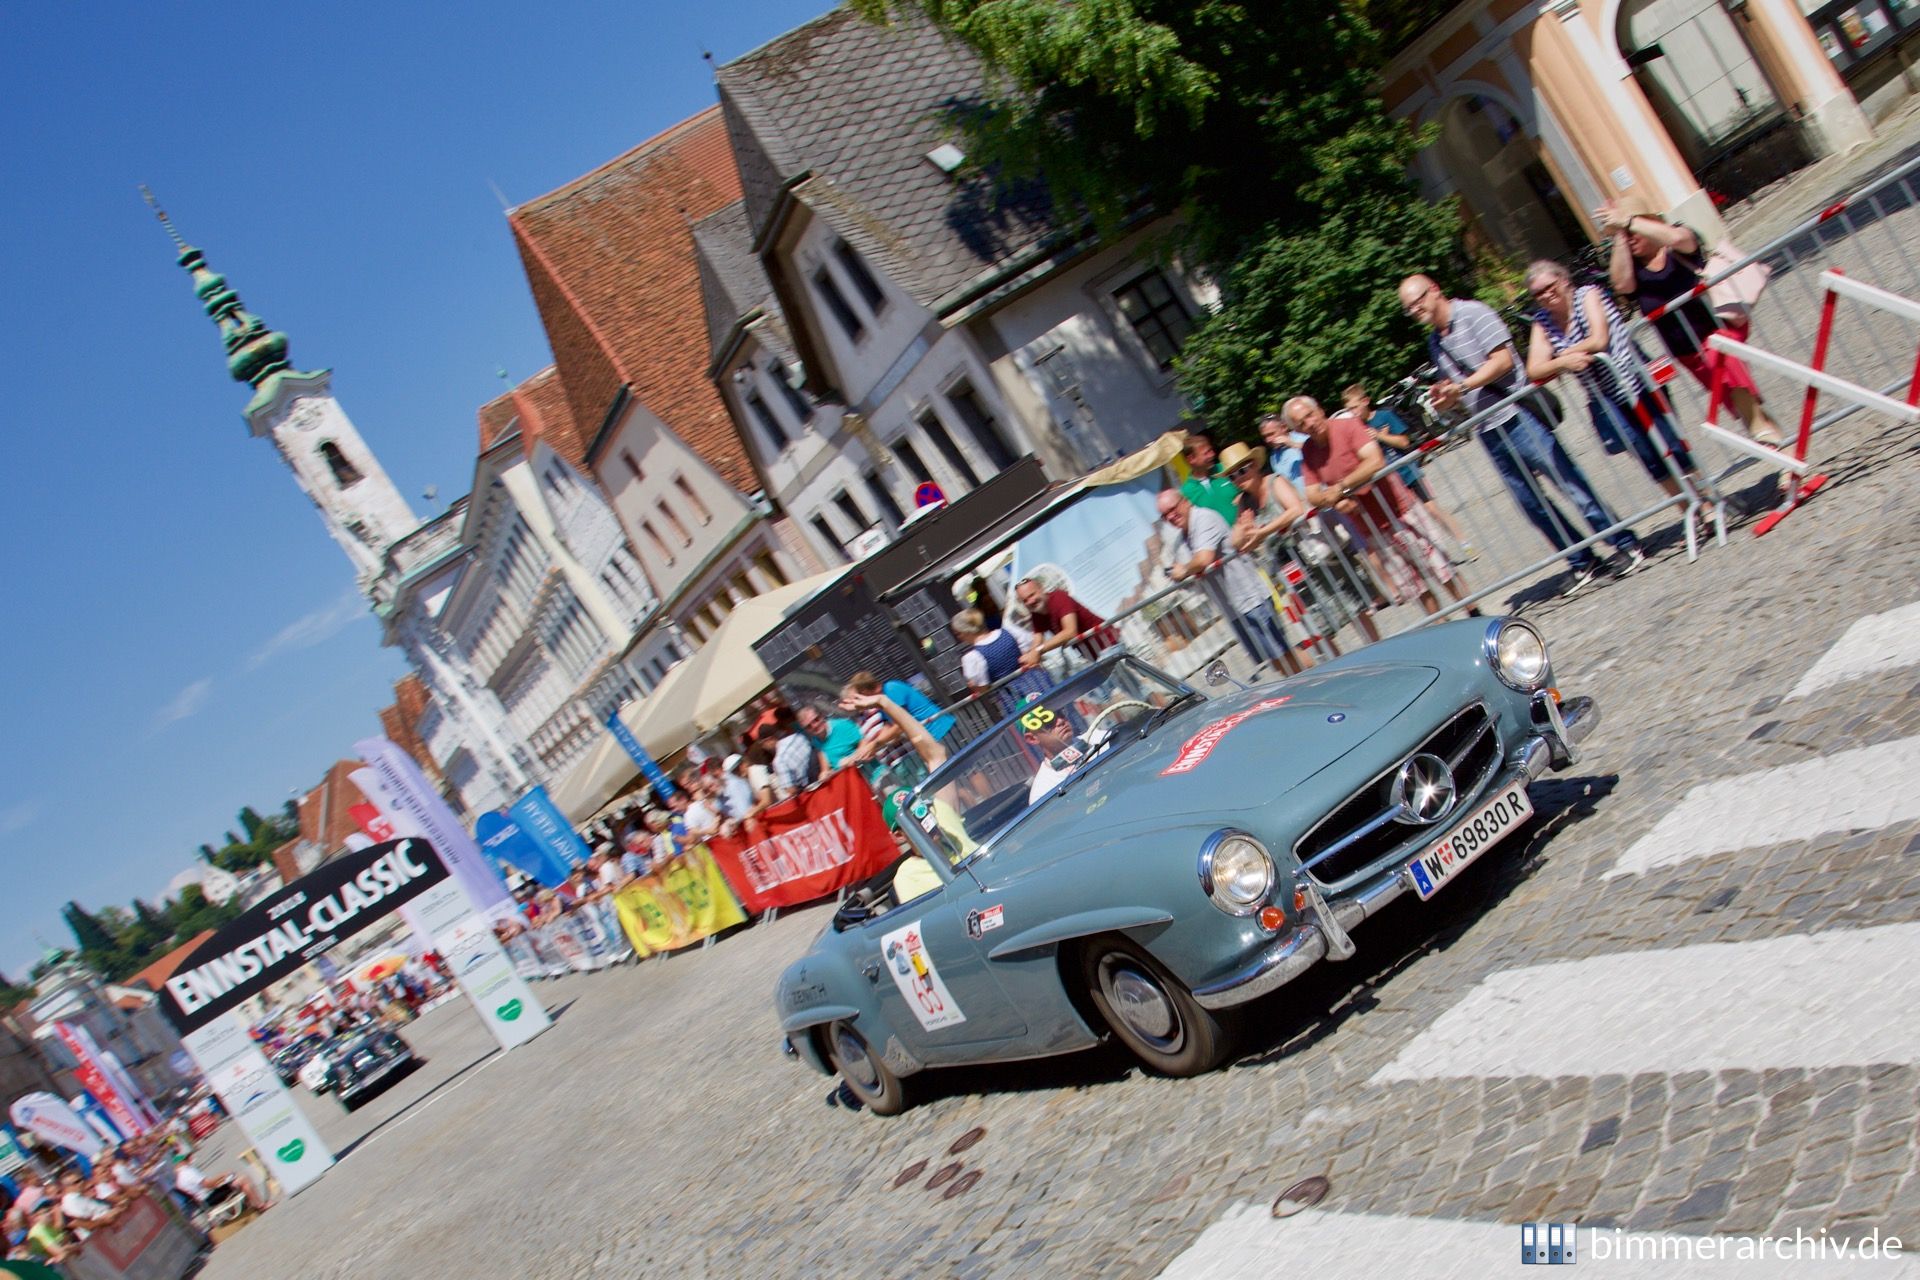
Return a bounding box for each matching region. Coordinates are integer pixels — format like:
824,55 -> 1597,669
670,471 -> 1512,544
1523,259 -> 1696,499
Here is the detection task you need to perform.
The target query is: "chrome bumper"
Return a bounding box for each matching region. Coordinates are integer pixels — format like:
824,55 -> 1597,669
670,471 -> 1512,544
1193,691 -> 1597,1011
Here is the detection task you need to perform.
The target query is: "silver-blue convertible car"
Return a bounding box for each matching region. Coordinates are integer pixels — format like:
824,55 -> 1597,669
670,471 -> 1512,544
775,617 -> 1596,1114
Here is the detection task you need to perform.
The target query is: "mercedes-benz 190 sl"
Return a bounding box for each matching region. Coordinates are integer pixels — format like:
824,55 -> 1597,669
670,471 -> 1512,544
775,617 -> 1595,1114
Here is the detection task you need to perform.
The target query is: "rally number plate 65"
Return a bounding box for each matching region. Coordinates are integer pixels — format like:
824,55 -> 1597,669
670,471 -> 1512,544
1406,784 -> 1533,900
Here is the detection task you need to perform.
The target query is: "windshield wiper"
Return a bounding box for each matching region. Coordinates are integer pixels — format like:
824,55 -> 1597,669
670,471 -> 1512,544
1139,690 -> 1204,737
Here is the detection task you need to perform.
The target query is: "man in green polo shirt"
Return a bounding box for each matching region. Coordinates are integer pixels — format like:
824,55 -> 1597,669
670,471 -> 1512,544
1180,429 -> 1242,524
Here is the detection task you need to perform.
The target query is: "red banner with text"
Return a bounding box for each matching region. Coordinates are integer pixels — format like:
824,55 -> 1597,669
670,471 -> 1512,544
706,768 -> 897,914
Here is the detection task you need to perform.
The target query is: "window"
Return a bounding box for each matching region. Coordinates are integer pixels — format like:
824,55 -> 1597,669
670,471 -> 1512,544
1113,268 -> 1194,371
813,267 -> 866,343
865,471 -> 906,528
945,381 -> 1020,470
916,409 -> 981,488
893,439 -> 933,486
832,489 -> 871,535
317,441 -> 362,488
540,585 -> 606,681
622,450 -> 645,484
772,362 -> 814,424
833,240 -> 887,313
753,550 -> 788,588
498,515 -> 542,609
653,657 -> 669,680
640,519 -> 676,566
661,502 -> 694,547
811,515 -> 850,563
673,474 -> 712,524
743,387 -> 790,452
541,463 -> 576,500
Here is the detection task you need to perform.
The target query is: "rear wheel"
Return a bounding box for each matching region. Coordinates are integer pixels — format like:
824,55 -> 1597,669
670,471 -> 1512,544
824,1020 -> 908,1115
1082,935 -> 1234,1076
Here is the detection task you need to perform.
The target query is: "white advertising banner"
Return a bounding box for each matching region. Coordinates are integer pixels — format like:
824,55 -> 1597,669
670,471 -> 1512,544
181,1013 -> 333,1196
410,880 -> 550,1051
8,1092 -> 102,1157
354,738 -> 515,920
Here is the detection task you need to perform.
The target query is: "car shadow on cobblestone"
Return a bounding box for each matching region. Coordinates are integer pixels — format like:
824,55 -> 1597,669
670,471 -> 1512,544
1229,772 -> 1619,1071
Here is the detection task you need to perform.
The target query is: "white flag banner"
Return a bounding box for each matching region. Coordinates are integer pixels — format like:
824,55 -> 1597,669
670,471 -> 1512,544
354,738 -> 514,920
9,1092 -> 103,1157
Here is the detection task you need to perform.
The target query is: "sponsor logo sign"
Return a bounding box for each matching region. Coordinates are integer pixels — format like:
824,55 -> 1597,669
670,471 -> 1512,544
881,922 -> 966,1031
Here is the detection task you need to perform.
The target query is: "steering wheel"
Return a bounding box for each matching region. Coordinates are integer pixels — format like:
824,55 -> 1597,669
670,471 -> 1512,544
1083,698 -> 1153,743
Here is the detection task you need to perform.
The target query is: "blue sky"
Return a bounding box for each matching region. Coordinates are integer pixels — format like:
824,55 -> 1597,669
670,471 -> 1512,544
0,0 -> 834,980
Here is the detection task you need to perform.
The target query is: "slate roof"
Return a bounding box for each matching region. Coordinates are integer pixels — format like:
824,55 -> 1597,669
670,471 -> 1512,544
715,7 -> 1060,316
508,108 -> 757,491
692,200 -> 770,363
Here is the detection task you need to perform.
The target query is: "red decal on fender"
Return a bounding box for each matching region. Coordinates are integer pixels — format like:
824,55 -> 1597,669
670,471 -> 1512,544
1160,697 -> 1292,776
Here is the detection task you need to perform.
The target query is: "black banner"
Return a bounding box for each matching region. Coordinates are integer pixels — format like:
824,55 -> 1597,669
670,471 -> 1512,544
158,838 -> 449,1035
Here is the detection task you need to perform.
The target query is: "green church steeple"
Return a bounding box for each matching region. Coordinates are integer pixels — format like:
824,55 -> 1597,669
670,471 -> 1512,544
143,187 -> 314,405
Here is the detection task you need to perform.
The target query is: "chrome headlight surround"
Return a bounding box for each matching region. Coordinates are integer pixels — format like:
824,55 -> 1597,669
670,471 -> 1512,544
1197,829 -> 1275,916
1483,618 -> 1551,691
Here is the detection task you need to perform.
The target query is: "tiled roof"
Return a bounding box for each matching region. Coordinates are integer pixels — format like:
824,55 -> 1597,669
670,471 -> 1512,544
509,108 -> 757,491
124,930 -> 215,993
693,200 -> 769,363
478,391 -> 519,452
715,7 -> 1059,314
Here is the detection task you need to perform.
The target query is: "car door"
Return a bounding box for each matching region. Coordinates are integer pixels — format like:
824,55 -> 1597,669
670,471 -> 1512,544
852,881 -> 1029,1060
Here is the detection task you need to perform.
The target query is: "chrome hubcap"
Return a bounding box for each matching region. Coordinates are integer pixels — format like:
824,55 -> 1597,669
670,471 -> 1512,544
834,1027 -> 879,1092
1104,961 -> 1180,1049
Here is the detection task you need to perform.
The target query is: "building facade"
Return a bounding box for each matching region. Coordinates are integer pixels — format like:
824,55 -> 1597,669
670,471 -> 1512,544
708,10 -> 1211,566
1382,0 -> 1876,262
25,960 -> 185,1102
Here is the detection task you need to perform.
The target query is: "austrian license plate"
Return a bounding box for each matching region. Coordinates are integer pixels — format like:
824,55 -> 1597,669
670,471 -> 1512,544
1406,784 -> 1533,900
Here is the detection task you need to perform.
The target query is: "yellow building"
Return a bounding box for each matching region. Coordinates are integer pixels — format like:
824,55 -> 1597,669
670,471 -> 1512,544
1383,0 -> 1881,256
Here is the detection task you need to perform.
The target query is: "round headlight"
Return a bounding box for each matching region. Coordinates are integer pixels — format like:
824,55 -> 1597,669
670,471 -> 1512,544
1200,832 -> 1274,915
1490,620 -> 1550,690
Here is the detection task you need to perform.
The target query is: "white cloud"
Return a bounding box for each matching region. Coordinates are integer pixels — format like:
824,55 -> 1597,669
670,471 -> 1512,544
152,677 -> 213,731
247,588 -> 366,671
0,802 -> 36,836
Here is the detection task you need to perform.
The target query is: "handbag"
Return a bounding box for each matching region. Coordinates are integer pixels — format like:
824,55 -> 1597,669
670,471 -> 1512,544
1705,240 -> 1771,324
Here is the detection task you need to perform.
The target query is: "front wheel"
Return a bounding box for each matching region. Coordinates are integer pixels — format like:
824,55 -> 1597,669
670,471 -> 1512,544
1082,935 -> 1234,1076
825,1020 -> 908,1115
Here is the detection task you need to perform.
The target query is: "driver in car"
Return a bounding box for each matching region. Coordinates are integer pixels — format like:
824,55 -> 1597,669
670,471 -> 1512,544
1023,699 -> 1136,802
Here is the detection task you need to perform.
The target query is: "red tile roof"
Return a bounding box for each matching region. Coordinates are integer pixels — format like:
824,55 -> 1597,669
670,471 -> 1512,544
124,930 -> 215,993
508,107 -> 756,490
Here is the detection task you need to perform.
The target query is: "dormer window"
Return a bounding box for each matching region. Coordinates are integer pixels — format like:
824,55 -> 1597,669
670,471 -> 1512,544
813,267 -> 865,343
318,440 -> 362,488
833,240 -> 887,314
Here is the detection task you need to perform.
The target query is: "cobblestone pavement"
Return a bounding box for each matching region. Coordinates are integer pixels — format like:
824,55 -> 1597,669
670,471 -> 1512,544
189,402 -> 1920,1277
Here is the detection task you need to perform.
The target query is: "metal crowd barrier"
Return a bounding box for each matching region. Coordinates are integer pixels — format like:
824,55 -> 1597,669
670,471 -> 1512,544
894,154 -> 1920,755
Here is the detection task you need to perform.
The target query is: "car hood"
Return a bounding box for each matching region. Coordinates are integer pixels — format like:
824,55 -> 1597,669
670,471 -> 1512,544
979,661 -> 1440,875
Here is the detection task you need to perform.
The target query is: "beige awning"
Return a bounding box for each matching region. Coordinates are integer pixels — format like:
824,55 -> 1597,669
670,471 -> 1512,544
548,570 -> 842,822
1082,430 -> 1187,487
548,657 -> 698,822
628,570 -> 840,743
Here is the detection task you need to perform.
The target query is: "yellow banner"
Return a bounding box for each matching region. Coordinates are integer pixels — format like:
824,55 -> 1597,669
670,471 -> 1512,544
612,845 -> 747,955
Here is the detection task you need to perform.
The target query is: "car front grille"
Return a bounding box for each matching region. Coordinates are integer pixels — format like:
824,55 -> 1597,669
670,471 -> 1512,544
1295,704 -> 1501,887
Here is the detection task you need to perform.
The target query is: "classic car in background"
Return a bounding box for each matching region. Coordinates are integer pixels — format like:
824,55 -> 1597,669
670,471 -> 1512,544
332,1029 -> 420,1112
775,618 -> 1596,1114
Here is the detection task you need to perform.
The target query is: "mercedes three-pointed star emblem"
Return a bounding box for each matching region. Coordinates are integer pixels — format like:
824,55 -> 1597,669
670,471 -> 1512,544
1390,753 -> 1457,825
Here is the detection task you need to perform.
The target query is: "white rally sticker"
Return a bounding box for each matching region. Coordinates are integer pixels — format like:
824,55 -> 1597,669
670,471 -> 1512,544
881,920 -> 967,1031
1160,696 -> 1292,776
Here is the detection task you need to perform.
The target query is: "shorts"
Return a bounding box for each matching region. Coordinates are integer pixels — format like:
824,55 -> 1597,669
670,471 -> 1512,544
1352,503 -> 1454,604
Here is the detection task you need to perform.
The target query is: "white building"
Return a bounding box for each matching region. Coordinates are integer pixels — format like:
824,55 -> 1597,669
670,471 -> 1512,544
708,9 -> 1212,563
27,960 -> 185,1102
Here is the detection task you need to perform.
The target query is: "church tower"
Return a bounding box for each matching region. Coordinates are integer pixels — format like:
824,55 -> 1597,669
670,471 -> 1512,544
145,190 -> 418,587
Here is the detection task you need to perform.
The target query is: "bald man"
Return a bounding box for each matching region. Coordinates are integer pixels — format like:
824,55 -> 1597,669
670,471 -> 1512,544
1396,274 -> 1643,596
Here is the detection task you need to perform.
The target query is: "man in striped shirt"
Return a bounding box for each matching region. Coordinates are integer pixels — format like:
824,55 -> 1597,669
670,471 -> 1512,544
1397,274 -> 1644,595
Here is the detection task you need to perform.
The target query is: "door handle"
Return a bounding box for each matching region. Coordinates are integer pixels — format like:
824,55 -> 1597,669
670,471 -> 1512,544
861,962 -> 881,983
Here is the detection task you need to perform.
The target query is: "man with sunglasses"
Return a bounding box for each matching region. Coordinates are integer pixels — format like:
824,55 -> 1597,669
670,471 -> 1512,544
1396,274 -> 1644,595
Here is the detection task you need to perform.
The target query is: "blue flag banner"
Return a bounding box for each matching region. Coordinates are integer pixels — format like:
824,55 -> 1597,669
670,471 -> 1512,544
505,787 -> 593,886
605,712 -> 675,798
477,810 -> 568,889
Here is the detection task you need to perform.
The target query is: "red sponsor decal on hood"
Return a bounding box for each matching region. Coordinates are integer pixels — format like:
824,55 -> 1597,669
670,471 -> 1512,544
1160,697 -> 1292,776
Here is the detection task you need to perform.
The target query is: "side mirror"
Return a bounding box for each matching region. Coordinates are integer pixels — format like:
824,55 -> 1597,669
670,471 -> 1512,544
1204,659 -> 1250,692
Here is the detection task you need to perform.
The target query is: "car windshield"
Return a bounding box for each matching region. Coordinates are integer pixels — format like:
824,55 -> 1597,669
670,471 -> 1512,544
908,655 -> 1196,863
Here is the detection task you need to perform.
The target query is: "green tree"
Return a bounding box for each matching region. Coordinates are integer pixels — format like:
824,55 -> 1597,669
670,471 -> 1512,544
851,0 -> 1464,434
166,885 -> 241,939
238,806 -> 266,843
61,901 -> 116,956
0,971 -> 33,1006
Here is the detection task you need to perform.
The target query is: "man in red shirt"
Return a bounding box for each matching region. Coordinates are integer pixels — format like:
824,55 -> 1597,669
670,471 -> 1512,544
1014,577 -> 1118,671
1284,395 -> 1471,619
